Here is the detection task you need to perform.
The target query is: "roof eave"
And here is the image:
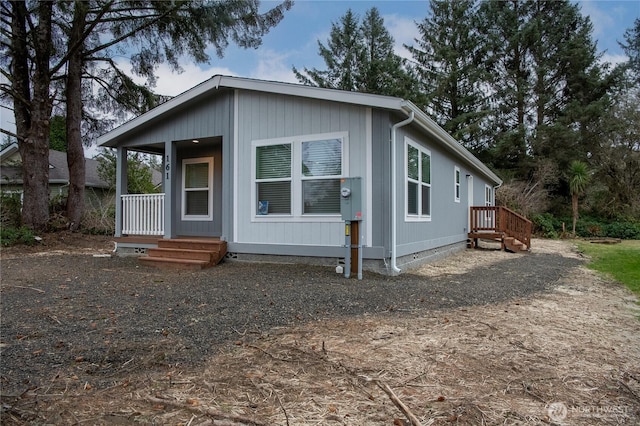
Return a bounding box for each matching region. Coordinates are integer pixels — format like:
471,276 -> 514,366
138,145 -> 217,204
97,75 -> 404,147
400,102 -> 502,186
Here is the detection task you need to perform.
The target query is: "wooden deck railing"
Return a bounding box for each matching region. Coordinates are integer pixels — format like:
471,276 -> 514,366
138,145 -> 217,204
470,206 -> 532,249
122,193 -> 165,235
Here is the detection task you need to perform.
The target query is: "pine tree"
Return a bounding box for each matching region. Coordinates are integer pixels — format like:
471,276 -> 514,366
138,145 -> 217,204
406,0 -> 490,155
293,9 -> 361,90
293,7 -> 412,97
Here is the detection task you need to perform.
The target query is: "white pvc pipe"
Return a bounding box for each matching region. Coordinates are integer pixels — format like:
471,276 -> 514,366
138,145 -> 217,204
390,111 -> 414,274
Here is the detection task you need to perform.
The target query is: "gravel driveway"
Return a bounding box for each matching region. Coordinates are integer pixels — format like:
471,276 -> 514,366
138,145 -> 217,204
0,249 -> 582,397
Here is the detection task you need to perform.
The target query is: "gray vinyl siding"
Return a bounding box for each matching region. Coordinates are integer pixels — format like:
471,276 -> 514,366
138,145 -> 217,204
370,109 -> 392,255
115,92 -> 234,148
392,125 -> 494,257
234,91 -> 368,249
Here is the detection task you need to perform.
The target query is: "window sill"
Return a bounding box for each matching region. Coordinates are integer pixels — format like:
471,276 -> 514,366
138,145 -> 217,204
404,215 -> 432,223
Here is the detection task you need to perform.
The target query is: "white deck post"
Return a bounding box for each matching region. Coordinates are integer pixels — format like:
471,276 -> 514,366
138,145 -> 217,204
163,141 -> 175,238
115,147 -> 128,237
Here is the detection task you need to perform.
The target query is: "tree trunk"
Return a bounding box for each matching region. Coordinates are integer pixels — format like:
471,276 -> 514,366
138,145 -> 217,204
572,193 -> 579,237
65,2 -> 88,231
12,1 -> 54,230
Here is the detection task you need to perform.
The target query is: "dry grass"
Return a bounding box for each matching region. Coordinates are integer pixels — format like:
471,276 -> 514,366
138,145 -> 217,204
4,239 -> 640,425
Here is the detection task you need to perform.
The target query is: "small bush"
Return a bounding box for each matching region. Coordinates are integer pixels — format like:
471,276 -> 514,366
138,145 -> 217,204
0,226 -> 35,247
532,213 -> 560,239
603,222 -> 640,240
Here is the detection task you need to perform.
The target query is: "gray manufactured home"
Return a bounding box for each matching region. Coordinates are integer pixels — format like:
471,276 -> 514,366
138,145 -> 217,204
98,75 -> 507,274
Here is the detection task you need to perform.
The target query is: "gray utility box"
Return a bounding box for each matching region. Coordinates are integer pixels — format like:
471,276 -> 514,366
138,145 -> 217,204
340,177 -> 362,221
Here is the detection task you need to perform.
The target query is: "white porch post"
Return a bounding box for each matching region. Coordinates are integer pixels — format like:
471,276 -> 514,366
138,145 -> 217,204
115,147 -> 128,237
163,141 -> 175,238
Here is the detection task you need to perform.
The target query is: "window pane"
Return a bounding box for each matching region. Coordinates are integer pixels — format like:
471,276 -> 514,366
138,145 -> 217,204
257,181 -> 291,214
302,139 -> 342,177
407,181 -> 418,214
422,185 -> 430,216
303,179 -> 340,214
185,163 -> 209,188
256,144 -> 291,179
407,146 -> 419,180
421,152 -> 430,184
456,169 -> 460,184
186,190 -> 209,215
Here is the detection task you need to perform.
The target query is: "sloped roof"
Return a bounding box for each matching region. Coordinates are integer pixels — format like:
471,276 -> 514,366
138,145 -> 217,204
97,75 -> 501,185
0,143 -> 109,189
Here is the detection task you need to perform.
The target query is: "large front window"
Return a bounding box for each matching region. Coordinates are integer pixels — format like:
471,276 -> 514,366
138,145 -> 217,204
182,157 -> 213,220
406,139 -> 431,219
253,133 -> 346,217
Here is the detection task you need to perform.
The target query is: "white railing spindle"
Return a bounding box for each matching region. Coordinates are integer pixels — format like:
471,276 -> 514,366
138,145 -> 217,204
121,193 -> 165,235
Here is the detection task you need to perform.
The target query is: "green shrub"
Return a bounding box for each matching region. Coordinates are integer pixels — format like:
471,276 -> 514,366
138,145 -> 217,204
603,222 -> 640,239
532,213 -> 559,238
0,226 -> 35,247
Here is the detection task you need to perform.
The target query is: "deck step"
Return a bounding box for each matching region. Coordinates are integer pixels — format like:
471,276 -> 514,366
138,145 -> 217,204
139,239 -> 227,270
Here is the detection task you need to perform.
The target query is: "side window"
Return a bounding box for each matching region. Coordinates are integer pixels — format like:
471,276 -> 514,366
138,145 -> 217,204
454,166 -> 461,203
485,185 -> 493,206
406,138 -> 431,219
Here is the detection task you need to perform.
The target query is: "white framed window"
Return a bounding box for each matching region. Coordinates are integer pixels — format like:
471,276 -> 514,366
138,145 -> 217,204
454,166 -> 461,203
405,137 -> 431,220
485,184 -> 494,206
181,157 -> 213,221
252,132 -> 347,218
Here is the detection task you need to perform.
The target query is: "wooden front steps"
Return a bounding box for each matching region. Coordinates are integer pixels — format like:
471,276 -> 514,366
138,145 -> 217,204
139,238 -> 227,270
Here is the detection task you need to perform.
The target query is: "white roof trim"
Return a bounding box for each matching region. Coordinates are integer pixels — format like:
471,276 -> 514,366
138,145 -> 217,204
400,102 -> 502,185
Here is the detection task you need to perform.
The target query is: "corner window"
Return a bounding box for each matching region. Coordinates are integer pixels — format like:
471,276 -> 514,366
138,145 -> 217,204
182,157 -> 213,220
454,166 -> 461,203
253,133 -> 346,217
406,138 -> 431,219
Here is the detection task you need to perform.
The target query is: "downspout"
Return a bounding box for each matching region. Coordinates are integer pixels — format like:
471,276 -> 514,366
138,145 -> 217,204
390,111 -> 414,274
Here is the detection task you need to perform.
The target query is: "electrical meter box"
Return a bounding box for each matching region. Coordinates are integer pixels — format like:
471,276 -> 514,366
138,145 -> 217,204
340,177 -> 362,221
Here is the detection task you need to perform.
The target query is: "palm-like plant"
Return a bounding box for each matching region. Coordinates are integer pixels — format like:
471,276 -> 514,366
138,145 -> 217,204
568,161 -> 590,237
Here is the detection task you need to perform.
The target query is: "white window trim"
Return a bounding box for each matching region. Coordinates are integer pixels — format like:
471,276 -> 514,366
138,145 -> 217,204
251,131 -> 349,222
181,157 -> 214,221
454,166 -> 461,203
485,184 -> 494,206
404,137 -> 431,222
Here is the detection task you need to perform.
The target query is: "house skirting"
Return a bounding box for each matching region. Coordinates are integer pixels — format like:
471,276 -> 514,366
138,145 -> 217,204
113,239 -> 467,276
224,241 -> 467,276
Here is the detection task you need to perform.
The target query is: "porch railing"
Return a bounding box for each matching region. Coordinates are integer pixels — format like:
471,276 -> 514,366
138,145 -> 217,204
470,206 -> 532,249
122,193 -> 165,235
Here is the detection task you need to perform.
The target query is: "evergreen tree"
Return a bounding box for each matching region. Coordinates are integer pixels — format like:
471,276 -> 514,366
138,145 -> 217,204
620,18 -> 640,85
1,0 -> 292,230
293,9 -> 361,91
49,115 -> 66,152
407,0 -> 489,155
293,7 -> 412,97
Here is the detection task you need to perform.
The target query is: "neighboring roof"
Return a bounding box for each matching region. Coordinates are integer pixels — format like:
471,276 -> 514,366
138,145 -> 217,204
0,143 -> 109,189
98,75 -> 501,185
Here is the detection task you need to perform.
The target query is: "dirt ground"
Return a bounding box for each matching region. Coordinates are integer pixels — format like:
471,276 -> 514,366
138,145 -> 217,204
1,234 -> 639,425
